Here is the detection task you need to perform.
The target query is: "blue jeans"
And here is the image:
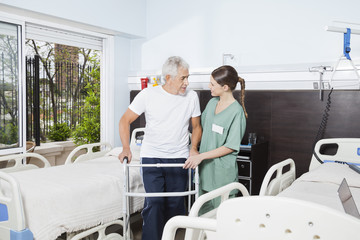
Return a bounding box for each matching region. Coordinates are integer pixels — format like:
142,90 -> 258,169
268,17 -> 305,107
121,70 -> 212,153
141,157 -> 188,240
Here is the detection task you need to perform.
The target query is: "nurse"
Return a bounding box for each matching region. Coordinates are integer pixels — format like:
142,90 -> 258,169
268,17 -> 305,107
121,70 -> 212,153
184,65 -> 247,214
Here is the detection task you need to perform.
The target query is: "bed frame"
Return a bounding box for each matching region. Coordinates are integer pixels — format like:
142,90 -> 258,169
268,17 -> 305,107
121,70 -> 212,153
0,143 -> 131,240
163,196 -> 360,240
64,142 -> 112,164
259,158 -> 296,196
183,158 -> 297,240
0,153 -> 51,240
309,138 -> 360,171
166,138 -> 360,240
184,182 -> 249,240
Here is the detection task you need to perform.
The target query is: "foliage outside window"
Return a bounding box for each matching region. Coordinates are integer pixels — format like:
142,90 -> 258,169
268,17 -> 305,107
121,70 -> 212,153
72,60 -> 100,145
25,40 -> 101,144
0,22 -> 20,150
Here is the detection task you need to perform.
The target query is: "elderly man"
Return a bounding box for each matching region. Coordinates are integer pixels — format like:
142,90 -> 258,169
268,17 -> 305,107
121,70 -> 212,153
118,56 -> 202,240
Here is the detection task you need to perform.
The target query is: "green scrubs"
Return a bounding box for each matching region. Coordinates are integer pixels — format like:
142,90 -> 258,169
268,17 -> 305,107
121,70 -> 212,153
198,97 -> 246,214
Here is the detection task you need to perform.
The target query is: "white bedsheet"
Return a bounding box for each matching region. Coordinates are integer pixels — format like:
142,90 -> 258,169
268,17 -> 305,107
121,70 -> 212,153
5,153 -> 144,240
278,162 -> 360,212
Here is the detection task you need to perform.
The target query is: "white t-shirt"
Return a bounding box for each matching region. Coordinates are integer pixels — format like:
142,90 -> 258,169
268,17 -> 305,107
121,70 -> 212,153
129,86 -> 201,158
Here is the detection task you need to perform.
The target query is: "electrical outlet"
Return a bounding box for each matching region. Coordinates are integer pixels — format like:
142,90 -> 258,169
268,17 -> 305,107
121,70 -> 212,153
323,82 -> 330,89
223,53 -> 241,66
313,82 -> 319,89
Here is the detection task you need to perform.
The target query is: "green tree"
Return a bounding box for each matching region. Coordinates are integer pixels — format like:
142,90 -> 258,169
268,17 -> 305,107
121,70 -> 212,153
71,63 -> 100,145
27,40 -> 93,125
0,33 -> 19,145
48,122 -> 71,141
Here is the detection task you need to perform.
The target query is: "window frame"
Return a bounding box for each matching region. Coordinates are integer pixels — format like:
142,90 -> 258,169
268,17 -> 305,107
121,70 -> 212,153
0,15 -> 26,156
0,11 -> 115,156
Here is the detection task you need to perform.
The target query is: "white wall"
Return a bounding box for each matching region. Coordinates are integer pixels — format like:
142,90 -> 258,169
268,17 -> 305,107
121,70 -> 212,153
0,1 -> 146,37
0,1 -> 147,147
114,36 -> 132,147
2,1 -> 360,146
131,0 -> 360,72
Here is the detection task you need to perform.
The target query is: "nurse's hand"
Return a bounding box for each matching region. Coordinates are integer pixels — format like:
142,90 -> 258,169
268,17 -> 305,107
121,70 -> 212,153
118,147 -> 132,163
184,154 -> 203,169
189,148 -> 199,157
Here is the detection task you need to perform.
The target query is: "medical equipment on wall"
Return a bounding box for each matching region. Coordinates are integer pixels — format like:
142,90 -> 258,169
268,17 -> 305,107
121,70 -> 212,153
325,26 -> 360,88
309,66 -> 333,101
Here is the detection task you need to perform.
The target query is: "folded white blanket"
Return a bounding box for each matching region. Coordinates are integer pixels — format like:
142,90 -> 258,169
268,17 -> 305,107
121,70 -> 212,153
8,156 -> 144,240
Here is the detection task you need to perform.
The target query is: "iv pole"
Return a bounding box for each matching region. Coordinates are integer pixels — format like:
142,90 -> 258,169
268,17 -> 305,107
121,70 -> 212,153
325,26 -> 360,88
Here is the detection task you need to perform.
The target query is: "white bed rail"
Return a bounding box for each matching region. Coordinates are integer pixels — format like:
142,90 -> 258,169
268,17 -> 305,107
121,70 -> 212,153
0,171 -> 33,239
0,153 -> 50,173
65,142 -> 112,164
163,216 -> 216,240
163,196 -> 360,240
130,128 -> 145,148
184,182 -> 250,240
0,153 -> 50,240
310,138 -> 360,171
259,158 -> 296,196
189,182 -> 249,218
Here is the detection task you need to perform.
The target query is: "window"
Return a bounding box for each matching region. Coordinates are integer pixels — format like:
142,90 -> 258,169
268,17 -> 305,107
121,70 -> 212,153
25,37 -> 101,144
0,14 -> 115,156
24,24 -> 106,146
0,21 -> 23,154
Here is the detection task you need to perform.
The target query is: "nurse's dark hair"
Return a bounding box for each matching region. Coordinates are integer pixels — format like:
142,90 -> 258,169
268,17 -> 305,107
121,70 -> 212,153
211,65 -> 248,118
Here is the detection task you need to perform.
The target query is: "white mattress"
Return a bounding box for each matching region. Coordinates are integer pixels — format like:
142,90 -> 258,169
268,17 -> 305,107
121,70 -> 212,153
278,162 -> 360,212
5,155 -> 144,240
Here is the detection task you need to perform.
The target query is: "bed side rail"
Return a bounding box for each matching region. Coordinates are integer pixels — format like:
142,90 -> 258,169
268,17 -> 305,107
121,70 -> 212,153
188,182 -> 249,218
163,216 -> 216,240
184,182 -> 249,240
0,171 -> 33,239
259,158 -> 296,196
130,128 -> 145,148
65,142 -> 112,164
0,153 -> 50,173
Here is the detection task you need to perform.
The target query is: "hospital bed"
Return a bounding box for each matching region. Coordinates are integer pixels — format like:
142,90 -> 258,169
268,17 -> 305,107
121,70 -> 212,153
180,158 -> 295,240
162,196 -> 360,240
163,138 -> 360,239
0,141 -> 146,240
278,138 -> 360,212
0,153 -> 51,240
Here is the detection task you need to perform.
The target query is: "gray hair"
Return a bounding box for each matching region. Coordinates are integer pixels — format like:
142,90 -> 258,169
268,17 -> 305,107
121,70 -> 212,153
162,56 -> 189,77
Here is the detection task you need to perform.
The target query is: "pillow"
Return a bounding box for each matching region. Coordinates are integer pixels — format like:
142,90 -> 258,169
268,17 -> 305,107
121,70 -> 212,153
298,162 -> 360,188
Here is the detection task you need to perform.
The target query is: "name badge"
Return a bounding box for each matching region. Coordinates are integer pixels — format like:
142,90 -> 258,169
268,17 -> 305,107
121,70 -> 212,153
212,123 -> 224,135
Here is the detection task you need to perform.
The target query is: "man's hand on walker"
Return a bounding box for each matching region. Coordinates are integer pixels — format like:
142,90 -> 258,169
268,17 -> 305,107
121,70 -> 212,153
118,148 -> 132,163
